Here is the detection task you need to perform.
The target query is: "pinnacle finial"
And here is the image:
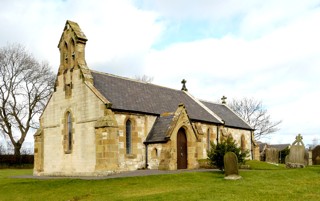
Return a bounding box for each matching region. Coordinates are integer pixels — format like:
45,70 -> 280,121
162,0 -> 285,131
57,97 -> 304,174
181,79 -> 188,91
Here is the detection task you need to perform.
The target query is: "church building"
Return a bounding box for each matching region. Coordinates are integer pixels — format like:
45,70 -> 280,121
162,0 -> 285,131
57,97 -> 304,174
34,20 -> 256,176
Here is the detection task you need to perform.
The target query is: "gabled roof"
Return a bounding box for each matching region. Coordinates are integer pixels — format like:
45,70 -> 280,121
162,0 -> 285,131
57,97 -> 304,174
92,71 -> 221,124
145,115 -> 174,143
91,70 -> 253,130
201,100 -> 253,130
259,142 -> 268,152
66,20 -> 87,41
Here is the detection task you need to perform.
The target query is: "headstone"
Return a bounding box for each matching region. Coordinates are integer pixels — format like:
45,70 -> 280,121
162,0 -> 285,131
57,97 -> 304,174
308,150 -> 313,165
312,145 -> 320,165
224,152 -> 241,180
286,134 -> 306,168
304,150 -> 309,165
316,156 -> 320,165
265,148 -> 279,164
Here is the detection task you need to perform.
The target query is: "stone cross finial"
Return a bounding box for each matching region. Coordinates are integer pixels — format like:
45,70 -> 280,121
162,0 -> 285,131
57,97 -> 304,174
221,96 -> 227,104
292,133 -> 304,146
181,79 -> 188,91
296,134 -> 303,141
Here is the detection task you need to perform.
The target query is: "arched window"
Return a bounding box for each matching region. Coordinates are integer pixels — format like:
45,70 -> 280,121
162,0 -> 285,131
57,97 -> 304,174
152,148 -> 158,158
126,120 -> 132,154
66,112 -> 72,152
70,39 -> 75,66
241,135 -> 246,152
64,42 -> 68,65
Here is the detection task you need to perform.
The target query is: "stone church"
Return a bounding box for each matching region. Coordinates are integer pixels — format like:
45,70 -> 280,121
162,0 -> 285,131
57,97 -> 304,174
34,20 -> 256,176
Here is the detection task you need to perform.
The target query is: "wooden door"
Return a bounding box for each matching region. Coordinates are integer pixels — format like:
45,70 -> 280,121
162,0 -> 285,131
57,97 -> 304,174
177,128 -> 187,169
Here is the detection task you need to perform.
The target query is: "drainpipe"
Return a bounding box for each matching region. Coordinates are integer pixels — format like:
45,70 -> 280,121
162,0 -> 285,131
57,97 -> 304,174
250,130 -> 253,160
145,143 -> 149,169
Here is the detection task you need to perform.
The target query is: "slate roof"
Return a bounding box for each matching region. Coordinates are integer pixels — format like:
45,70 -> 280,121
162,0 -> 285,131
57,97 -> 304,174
258,143 -> 290,152
201,100 -> 253,130
259,142 -> 268,152
269,144 -> 290,151
145,115 -> 174,143
92,71 -> 221,124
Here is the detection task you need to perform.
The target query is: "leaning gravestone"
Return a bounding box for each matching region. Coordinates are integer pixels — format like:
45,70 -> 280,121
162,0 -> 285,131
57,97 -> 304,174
265,148 -> 279,164
224,152 -> 242,180
286,134 -> 306,168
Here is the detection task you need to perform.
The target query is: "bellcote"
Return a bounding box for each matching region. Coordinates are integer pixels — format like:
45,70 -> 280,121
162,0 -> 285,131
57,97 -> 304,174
57,20 -> 92,83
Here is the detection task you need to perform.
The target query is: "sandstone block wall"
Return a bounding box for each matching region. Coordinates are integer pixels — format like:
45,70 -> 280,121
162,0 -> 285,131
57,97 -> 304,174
114,113 -> 157,171
36,69 -> 105,176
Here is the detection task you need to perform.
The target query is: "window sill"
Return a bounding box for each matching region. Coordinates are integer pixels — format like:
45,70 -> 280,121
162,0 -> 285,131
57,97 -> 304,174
64,150 -> 72,154
126,154 -> 137,159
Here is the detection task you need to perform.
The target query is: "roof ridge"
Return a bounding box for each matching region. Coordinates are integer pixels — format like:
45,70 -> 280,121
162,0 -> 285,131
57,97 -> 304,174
220,103 -> 254,130
200,99 -> 222,105
91,69 -> 183,92
183,91 -> 224,124
201,99 -> 254,130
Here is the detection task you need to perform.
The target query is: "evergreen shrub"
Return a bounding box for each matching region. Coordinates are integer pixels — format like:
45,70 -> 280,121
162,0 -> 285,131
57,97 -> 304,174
207,136 -> 248,170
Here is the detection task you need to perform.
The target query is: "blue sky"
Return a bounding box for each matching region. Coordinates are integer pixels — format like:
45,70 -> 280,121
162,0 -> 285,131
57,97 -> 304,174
0,0 -> 320,147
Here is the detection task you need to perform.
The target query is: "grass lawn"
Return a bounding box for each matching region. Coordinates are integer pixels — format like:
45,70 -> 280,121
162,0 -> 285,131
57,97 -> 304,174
1,161 -> 320,201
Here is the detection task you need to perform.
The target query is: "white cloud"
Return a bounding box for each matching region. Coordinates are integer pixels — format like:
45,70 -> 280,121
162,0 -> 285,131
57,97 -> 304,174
1,0 -> 319,145
0,0 -> 164,75
140,3 -> 320,145
139,0 -> 260,21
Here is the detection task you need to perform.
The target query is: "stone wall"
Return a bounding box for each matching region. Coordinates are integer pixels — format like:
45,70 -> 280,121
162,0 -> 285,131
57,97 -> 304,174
114,112 -> 157,171
95,109 -> 119,173
35,69 -> 105,176
219,127 -> 252,159
147,144 -> 162,169
192,122 -> 218,160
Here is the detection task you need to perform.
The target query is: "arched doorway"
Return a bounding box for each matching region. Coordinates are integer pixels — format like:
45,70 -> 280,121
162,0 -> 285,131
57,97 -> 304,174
177,128 -> 188,169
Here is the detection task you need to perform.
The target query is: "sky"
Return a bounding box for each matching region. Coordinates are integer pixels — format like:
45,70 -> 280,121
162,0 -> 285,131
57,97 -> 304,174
0,0 -> 319,147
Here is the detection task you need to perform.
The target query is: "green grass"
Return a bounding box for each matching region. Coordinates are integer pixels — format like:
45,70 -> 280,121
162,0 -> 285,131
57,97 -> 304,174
246,160 -> 286,170
1,163 -> 320,201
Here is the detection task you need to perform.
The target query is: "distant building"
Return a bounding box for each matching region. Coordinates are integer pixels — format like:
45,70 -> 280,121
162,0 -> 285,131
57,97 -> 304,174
258,142 -> 290,162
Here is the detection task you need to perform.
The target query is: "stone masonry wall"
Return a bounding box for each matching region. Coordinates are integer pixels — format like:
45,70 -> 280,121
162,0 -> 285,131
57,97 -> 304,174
37,69 -> 105,176
219,127 -> 252,159
192,122 -> 218,160
114,112 -> 157,171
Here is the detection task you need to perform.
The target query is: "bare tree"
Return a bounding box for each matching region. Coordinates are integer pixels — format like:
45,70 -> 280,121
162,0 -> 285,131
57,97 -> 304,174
134,75 -> 154,83
228,97 -> 282,140
0,44 -> 55,158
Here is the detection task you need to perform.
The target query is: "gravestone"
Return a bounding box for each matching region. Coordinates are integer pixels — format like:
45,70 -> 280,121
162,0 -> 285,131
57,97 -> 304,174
265,148 -> 279,164
312,145 -> 320,165
286,134 -> 306,168
308,150 -> 312,165
224,152 -> 241,180
316,156 -> 320,165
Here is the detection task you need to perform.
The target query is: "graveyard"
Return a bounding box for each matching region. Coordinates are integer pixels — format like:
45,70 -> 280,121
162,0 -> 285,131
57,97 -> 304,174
1,134 -> 320,200
1,161 -> 320,201
261,134 -> 314,167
